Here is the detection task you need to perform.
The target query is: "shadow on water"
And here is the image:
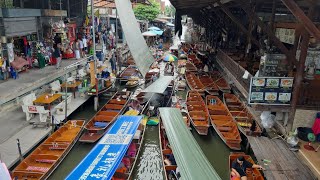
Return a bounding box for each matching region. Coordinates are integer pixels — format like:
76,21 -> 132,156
191,126 -> 230,180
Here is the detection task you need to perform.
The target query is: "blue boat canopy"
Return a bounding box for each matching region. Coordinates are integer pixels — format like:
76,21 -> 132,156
159,108 -> 222,180
65,115 -> 143,180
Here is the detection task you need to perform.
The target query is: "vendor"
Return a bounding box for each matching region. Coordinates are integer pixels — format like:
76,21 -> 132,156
231,156 -> 264,180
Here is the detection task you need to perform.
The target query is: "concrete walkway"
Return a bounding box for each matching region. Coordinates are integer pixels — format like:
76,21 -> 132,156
0,58 -> 87,105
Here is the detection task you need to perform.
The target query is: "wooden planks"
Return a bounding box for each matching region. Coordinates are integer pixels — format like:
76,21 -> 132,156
248,136 -> 315,180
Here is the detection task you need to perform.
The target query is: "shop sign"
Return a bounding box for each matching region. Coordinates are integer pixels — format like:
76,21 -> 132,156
248,77 -> 294,105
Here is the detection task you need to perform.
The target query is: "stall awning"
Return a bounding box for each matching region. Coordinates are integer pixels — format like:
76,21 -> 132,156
159,108 -> 222,180
66,115 -> 143,180
142,76 -> 173,94
115,0 -> 155,76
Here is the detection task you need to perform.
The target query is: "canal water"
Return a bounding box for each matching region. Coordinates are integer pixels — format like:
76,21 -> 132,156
49,93 -> 231,180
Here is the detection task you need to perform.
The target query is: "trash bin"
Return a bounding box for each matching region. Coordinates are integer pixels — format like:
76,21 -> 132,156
37,53 -> 45,68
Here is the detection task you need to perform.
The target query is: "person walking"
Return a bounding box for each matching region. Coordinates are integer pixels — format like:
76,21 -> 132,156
79,38 -> 84,58
110,49 -> 117,74
74,39 -> 80,60
53,44 -> 61,69
82,36 -> 88,54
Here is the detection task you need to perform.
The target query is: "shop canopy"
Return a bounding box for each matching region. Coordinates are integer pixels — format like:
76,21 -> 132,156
142,31 -> 157,37
142,76 -> 173,94
0,162 -> 10,180
65,115 -> 143,180
148,26 -> 161,31
159,108 -> 222,180
151,30 -> 164,35
115,0 -> 155,76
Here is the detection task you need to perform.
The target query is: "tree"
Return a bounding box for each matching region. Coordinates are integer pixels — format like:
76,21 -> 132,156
165,5 -> 176,17
133,1 -> 160,22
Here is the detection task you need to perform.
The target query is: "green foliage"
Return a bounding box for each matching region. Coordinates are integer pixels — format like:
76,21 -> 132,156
165,5 -> 175,17
134,2 -> 160,22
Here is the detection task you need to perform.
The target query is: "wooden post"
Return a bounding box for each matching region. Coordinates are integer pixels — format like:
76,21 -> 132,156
286,4 -> 315,132
280,0 -> 320,41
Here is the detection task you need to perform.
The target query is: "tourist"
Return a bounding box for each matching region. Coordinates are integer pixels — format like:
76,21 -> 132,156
78,38 -> 84,58
249,121 -> 257,136
231,156 -> 264,180
110,49 -> 116,74
53,44 -> 61,69
74,39 -> 81,60
82,36 -> 87,54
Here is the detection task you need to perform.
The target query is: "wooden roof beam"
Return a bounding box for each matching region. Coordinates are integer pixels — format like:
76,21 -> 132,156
239,0 -> 297,66
213,1 -> 262,49
280,0 -> 320,40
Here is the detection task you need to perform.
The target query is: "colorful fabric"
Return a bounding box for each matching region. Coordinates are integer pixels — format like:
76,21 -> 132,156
312,118 -> 320,135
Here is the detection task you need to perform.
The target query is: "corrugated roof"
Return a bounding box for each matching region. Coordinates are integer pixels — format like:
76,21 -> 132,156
159,108 -> 222,180
142,76 -> 173,94
115,0 -> 155,76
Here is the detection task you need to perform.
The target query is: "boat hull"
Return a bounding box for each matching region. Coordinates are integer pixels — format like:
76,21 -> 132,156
206,95 -> 242,150
186,91 -> 210,136
12,120 -> 85,180
79,91 -> 131,143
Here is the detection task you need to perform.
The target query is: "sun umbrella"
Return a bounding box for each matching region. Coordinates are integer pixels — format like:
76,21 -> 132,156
152,30 -> 164,35
166,22 -> 175,27
163,54 -> 178,62
142,31 -> 157,37
148,26 -> 161,31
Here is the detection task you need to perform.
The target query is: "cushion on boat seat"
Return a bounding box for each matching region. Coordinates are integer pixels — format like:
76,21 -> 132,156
26,166 -> 49,172
94,122 -> 109,128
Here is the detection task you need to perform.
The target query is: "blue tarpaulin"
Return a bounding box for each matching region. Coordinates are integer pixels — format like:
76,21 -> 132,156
65,115 -> 143,180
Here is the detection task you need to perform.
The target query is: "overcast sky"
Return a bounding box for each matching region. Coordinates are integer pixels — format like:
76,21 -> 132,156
164,0 -> 171,6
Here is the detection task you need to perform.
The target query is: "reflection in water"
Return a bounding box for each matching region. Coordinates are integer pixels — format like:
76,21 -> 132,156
132,126 -> 163,180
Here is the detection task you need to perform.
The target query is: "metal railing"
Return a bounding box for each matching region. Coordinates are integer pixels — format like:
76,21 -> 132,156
216,49 -> 252,93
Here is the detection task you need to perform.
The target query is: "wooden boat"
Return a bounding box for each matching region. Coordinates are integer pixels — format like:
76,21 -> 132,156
197,73 -> 219,95
79,91 -> 130,143
87,78 -> 113,96
145,63 -> 160,85
223,93 -> 262,136
186,91 -> 210,135
206,95 -> 241,150
185,72 -> 205,95
118,66 -> 139,84
12,120 -> 85,180
126,80 -> 139,88
210,71 -> 231,93
159,120 -> 178,180
112,117 -> 146,180
188,54 -> 202,69
229,152 -> 264,180
185,61 -> 197,72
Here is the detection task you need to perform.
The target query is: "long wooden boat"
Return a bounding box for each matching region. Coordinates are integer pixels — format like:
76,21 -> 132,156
186,91 -> 210,135
79,91 -> 131,143
185,61 -> 197,72
159,119 -> 178,179
112,116 -> 146,180
229,152 -> 264,180
197,73 -> 219,95
210,71 -> 231,93
206,95 -> 241,150
12,120 -> 85,180
188,54 -> 202,69
185,72 -> 206,95
118,66 -> 139,84
223,93 -> 262,136
87,78 -> 113,96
